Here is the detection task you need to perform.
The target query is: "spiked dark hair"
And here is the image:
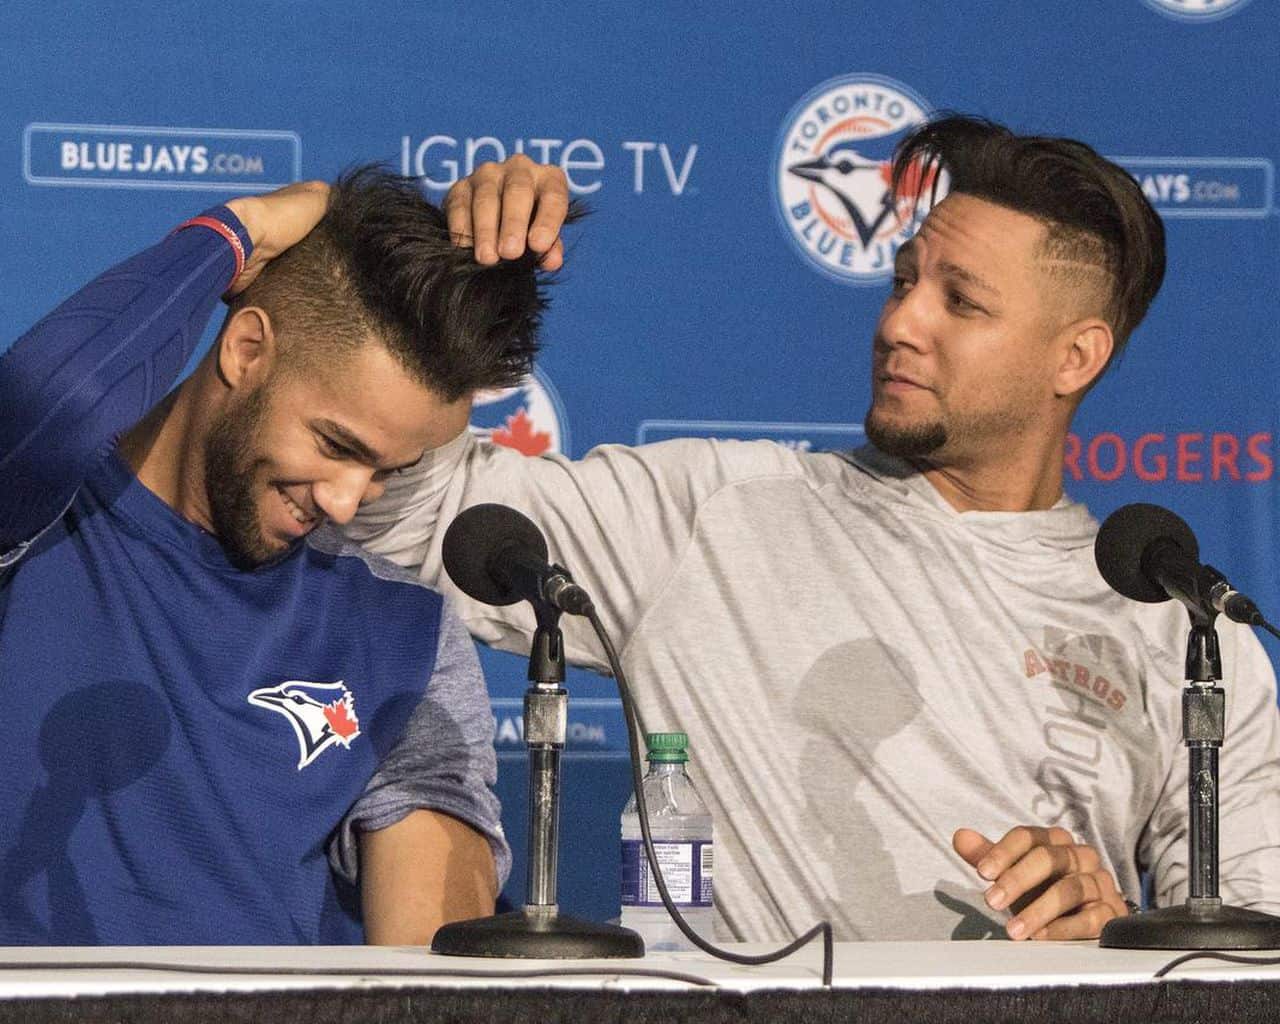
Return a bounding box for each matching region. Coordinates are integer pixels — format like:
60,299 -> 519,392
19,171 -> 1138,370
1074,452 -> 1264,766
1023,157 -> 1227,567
891,115 -> 1165,364
227,165 -> 560,400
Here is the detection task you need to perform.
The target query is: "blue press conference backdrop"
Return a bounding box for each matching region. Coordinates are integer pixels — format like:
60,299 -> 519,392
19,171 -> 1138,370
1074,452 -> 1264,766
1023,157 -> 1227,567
2,1 -> 1278,924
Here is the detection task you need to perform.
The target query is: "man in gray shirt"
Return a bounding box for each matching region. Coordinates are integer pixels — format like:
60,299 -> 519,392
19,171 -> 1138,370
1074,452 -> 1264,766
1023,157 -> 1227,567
347,116 -> 1280,943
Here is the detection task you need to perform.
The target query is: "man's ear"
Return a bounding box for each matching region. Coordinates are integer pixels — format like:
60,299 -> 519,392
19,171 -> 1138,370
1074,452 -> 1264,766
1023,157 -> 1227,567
217,307 -> 276,390
1054,318 -> 1114,399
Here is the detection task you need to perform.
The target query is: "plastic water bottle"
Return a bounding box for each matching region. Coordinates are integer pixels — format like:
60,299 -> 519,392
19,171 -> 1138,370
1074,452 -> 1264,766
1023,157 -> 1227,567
619,732 -> 714,951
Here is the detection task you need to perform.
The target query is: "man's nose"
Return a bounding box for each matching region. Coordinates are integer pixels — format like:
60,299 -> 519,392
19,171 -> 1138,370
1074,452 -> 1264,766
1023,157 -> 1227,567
877,287 -> 933,353
312,466 -> 377,525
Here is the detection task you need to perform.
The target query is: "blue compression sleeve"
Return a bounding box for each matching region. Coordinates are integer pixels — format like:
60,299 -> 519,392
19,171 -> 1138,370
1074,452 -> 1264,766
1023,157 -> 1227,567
0,207 -> 253,554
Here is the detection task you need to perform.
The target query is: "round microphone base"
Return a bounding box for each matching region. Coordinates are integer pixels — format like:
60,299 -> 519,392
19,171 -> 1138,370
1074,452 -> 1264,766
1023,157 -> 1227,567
1100,901 -> 1280,949
431,907 -> 645,959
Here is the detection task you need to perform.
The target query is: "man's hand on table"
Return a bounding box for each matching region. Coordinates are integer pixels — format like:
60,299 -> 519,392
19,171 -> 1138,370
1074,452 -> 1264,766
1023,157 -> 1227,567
954,825 -> 1129,940
445,154 -> 570,269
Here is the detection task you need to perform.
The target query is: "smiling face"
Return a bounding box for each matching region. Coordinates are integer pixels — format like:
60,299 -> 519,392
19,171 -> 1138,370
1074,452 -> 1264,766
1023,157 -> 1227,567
202,338 -> 470,568
865,192 -> 1093,468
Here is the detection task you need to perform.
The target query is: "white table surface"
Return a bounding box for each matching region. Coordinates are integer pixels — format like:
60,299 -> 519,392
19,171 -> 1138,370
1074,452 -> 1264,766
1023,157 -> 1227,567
0,940 -> 1276,999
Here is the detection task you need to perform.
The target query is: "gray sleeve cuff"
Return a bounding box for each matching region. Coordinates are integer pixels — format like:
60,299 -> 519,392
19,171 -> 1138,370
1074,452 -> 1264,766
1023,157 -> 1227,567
328,599 -> 511,889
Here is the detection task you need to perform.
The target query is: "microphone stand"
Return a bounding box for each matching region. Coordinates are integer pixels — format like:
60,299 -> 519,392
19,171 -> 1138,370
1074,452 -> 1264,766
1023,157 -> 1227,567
432,592 -> 643,958
1101,606 -> 1280,948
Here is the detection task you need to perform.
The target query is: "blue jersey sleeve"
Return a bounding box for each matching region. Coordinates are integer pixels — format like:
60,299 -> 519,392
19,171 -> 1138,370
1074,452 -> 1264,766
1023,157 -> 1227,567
0,208 -> 253,559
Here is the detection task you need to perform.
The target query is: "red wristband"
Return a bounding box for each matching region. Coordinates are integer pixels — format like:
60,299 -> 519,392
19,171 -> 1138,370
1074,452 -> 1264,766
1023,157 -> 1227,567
177,215 -> 247,289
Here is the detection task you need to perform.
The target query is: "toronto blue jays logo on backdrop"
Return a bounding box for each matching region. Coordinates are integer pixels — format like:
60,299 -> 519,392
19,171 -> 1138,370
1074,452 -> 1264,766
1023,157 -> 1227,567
469,366 -> 570,456
248,680 -> 361,770
774,73 -> 942,285
1139,0 -> 1253,21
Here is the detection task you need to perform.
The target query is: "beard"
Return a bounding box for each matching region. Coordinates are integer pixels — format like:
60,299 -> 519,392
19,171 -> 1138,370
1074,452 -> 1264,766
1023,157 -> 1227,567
864,403 -> 948,458
202,386 -> 279,570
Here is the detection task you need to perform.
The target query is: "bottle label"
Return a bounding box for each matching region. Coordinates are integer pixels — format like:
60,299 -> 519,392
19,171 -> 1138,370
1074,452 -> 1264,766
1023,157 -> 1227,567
620,839 -> 713,908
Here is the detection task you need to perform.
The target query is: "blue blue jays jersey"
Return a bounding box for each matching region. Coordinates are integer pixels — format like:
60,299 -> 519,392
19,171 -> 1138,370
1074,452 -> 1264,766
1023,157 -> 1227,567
0,213 -> 505,944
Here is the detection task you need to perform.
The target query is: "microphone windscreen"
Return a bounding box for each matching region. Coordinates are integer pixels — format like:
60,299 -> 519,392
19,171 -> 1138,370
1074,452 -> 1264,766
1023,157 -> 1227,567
1094,502 -> 1199,604
442,503 -> 550,606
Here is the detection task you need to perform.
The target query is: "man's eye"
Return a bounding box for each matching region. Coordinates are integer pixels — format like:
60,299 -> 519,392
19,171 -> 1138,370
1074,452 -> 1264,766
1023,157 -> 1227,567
890,275 -> 913,296
320,436 -> 354,459
948,290 -> 980,313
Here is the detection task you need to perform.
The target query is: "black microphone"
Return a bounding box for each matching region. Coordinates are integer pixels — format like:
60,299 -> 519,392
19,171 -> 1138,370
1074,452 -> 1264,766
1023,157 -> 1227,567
442,503 -> 594,615
1094,502 -> 1262,625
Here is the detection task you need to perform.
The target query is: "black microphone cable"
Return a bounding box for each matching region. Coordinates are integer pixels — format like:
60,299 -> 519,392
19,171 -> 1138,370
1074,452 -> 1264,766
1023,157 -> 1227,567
583,604 -> 835,987
1153,950 -> 1280,978
1259,621 -> 1280,643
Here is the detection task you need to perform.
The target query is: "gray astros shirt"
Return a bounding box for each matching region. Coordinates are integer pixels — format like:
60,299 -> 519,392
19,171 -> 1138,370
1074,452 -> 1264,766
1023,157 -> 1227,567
345,434 -> 1280,942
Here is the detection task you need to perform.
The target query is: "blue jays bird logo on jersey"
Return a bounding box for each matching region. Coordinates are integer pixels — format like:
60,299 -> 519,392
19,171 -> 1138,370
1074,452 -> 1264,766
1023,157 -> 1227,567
248,680 -> 361,770
774,73 -> 943,285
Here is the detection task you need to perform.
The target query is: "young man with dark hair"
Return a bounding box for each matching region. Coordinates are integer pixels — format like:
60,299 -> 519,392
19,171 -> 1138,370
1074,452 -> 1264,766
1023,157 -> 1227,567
0,167 -> 553,944
349,117 -> 1280,943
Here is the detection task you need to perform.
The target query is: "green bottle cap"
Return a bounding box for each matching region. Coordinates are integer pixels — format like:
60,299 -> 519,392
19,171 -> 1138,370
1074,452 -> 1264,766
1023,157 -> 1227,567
645,732 -> 688,763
